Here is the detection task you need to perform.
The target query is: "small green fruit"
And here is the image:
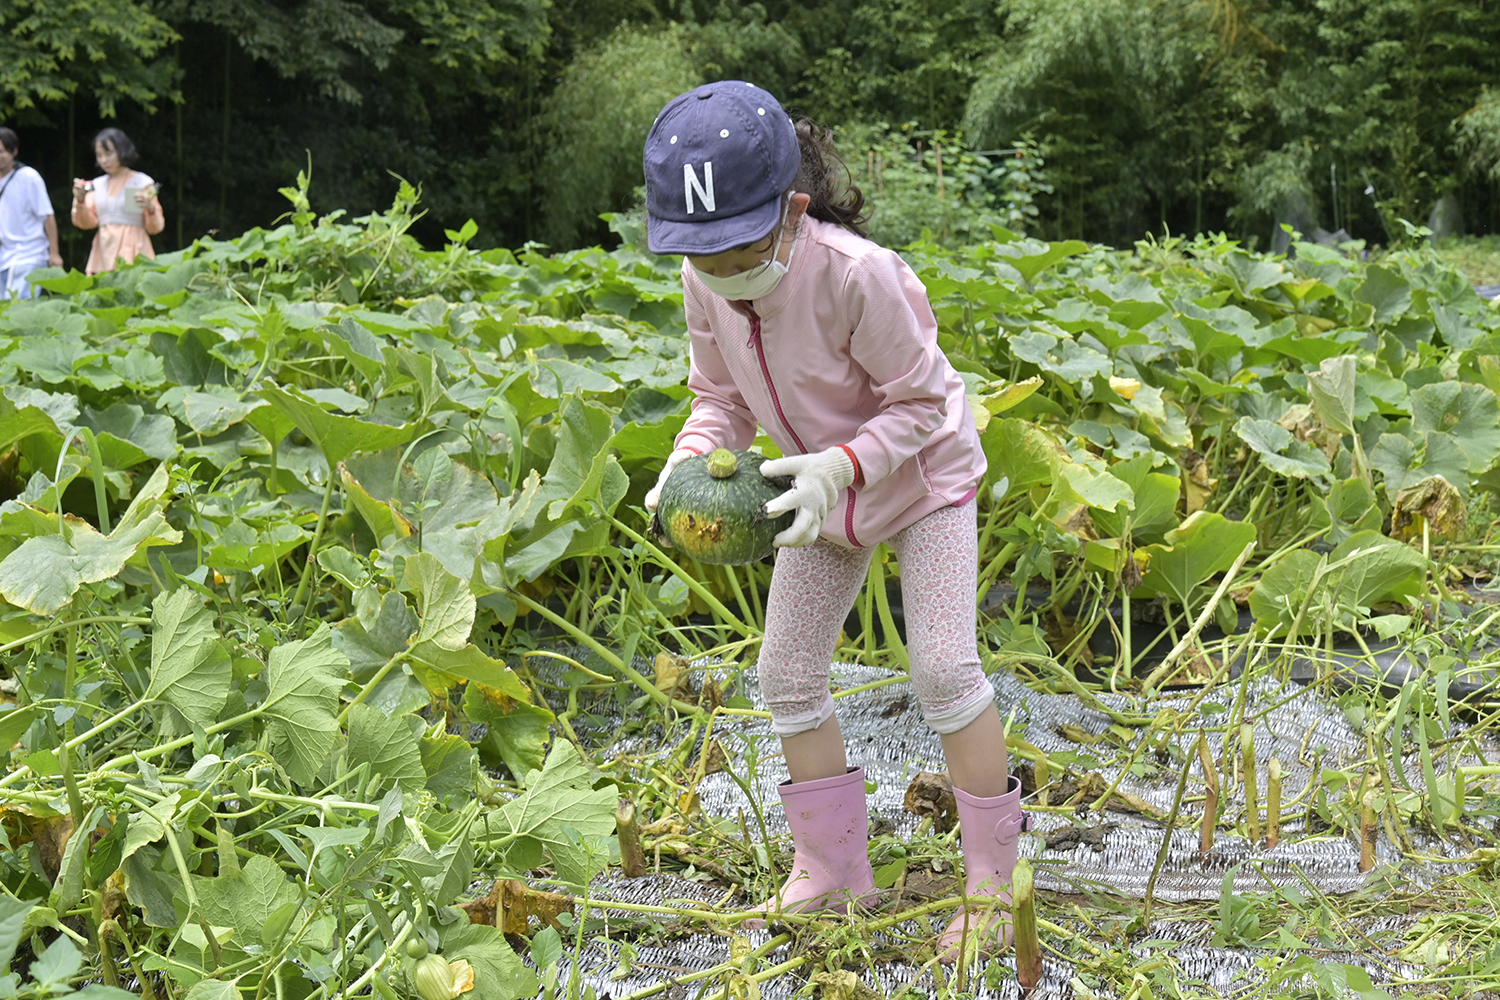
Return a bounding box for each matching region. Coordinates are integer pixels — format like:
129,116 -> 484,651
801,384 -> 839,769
405,937 -> 429,960
412,953 -> 457,1000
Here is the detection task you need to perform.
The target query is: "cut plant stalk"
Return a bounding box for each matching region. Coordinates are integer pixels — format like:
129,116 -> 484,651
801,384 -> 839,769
1360,791 -> 1378,872
1012,858 -> 1042,995
1241,723 -> 1260,845
617,797 -> 646,878
1267,757 -> 1282,850
1198,730 -> 1219,856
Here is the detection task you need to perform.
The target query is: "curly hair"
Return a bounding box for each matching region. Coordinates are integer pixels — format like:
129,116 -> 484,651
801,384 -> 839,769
792,119 -> 869,238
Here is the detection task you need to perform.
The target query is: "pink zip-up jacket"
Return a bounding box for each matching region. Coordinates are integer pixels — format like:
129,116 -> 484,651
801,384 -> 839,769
674,216 -> 985,548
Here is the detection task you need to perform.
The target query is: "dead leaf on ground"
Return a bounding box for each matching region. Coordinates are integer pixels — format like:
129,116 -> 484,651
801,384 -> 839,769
692,738 -> 728,780
459,880 -> 499,926
699,675 -> 724,711
899,867 -> 960,900
653,652 -> 695,700
1044,822 -> 1117,853
903,770 -> 957,833
1052,771 -> 1165,821
472,879 -> 573,935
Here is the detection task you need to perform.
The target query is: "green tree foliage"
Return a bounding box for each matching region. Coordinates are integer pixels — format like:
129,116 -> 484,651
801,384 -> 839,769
964,0 -> 1500,246
537,24 -> 699,248
1457,87 -> 1500,184
5,0 -> 1500,257
0,0 -> 178,117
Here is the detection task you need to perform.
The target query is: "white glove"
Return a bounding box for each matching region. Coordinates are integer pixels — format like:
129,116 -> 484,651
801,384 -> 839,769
760,447 -> 856,548
645,448 -> 698,513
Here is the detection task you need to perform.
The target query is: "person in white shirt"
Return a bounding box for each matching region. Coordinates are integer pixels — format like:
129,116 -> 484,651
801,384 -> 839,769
0,128 -> 63,300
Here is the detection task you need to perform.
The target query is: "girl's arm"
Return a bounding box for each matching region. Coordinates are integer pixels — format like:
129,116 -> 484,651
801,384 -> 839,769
143,195 -> 165,236
842,250 -> 953,487
71,190 -> 98,230
675,282 -> 758,455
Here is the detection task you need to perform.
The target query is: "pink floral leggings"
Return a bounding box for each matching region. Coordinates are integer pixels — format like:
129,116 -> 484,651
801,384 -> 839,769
758,502 -> 994,736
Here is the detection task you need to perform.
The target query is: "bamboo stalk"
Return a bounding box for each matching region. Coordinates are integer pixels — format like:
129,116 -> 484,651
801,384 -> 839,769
1240,723 -> 1260,845
1012,859 -> 1041,995
1266,757 -> 1282,850
1198,731 -> 1219,856
617,798 -> 646,878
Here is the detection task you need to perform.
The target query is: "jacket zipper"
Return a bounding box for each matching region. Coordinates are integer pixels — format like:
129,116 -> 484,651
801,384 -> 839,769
745,307 -> 807,453
745,306 -> 863,547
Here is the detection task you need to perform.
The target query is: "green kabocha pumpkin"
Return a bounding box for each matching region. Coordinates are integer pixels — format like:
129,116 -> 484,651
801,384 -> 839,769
652,448 -> 793,565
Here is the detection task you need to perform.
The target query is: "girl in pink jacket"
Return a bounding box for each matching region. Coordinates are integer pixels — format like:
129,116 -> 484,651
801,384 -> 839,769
642,83 -> 1025,964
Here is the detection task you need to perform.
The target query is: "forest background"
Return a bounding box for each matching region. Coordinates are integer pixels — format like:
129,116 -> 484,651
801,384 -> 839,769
5,0 -> 1500,266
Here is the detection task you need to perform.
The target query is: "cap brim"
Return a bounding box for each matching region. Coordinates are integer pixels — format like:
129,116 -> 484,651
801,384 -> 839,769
646,196 -> 782,256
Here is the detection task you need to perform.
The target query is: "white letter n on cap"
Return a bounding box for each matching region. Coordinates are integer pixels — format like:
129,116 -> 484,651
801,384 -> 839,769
684,162 -> 715,214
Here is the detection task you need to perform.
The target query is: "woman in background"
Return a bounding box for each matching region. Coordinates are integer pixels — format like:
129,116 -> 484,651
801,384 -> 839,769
71,128 -> 164,274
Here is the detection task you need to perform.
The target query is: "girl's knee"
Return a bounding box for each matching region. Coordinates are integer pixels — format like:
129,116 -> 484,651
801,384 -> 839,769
920,683 -> 995,735
767,691 -> 836,737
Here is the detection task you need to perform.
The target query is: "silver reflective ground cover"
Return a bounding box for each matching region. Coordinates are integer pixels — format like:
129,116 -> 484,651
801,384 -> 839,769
515,657 -> 1497,998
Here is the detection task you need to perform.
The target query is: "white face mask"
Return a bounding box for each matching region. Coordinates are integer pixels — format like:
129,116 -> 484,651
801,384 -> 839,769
690,201 -> 797,301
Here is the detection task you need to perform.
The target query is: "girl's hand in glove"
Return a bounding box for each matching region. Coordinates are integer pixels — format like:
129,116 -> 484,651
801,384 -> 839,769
760,447 -> 855,548
645,448 -> 698,513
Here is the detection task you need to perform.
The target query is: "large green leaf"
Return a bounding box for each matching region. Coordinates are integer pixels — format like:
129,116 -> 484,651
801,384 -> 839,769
487,741 -> 617,884
262,626 -> 350,787
420,734 -> 477,801
405,552 -> 474,651
0,896 -> 36,971
408,642 -> 532,701
1248,550 -> 1323,636
1369,432 -> 1470,501
342,448 -> 503,580
1353,265 -> 1411,325
1234,417 -> 1331,479
1305,356 -> 1357,436
437,922 -> 538,1000
80,403 -> 178,467
345,705 -> 426,793
1328,531 -> 1427,609
256,383 -> 418,465
982,418 -> 1058,500
0,465 -> 181,615
1409,381 -> 1500,474
1136,511 -> 1257,607
146,590 -> 231,727
1058,463 -> 1134,513
996,238 -> 1089,284
191,855 -> 299,948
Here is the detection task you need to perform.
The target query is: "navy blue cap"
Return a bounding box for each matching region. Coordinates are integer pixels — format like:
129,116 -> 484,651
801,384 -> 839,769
643,82 -> 800,256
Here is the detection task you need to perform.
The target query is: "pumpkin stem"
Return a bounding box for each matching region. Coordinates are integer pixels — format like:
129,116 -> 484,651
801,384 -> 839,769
706,448 -> 738,479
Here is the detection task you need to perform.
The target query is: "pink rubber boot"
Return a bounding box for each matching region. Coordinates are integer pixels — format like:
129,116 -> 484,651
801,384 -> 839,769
937,774 -> 1027,964
749,767 -> 877,924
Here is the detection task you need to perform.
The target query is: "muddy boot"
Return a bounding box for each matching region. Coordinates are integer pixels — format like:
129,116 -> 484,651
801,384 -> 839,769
748,767 -> 877,925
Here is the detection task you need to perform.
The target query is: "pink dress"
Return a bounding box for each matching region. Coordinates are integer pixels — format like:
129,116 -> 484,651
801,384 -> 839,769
72,171 -> 165,274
